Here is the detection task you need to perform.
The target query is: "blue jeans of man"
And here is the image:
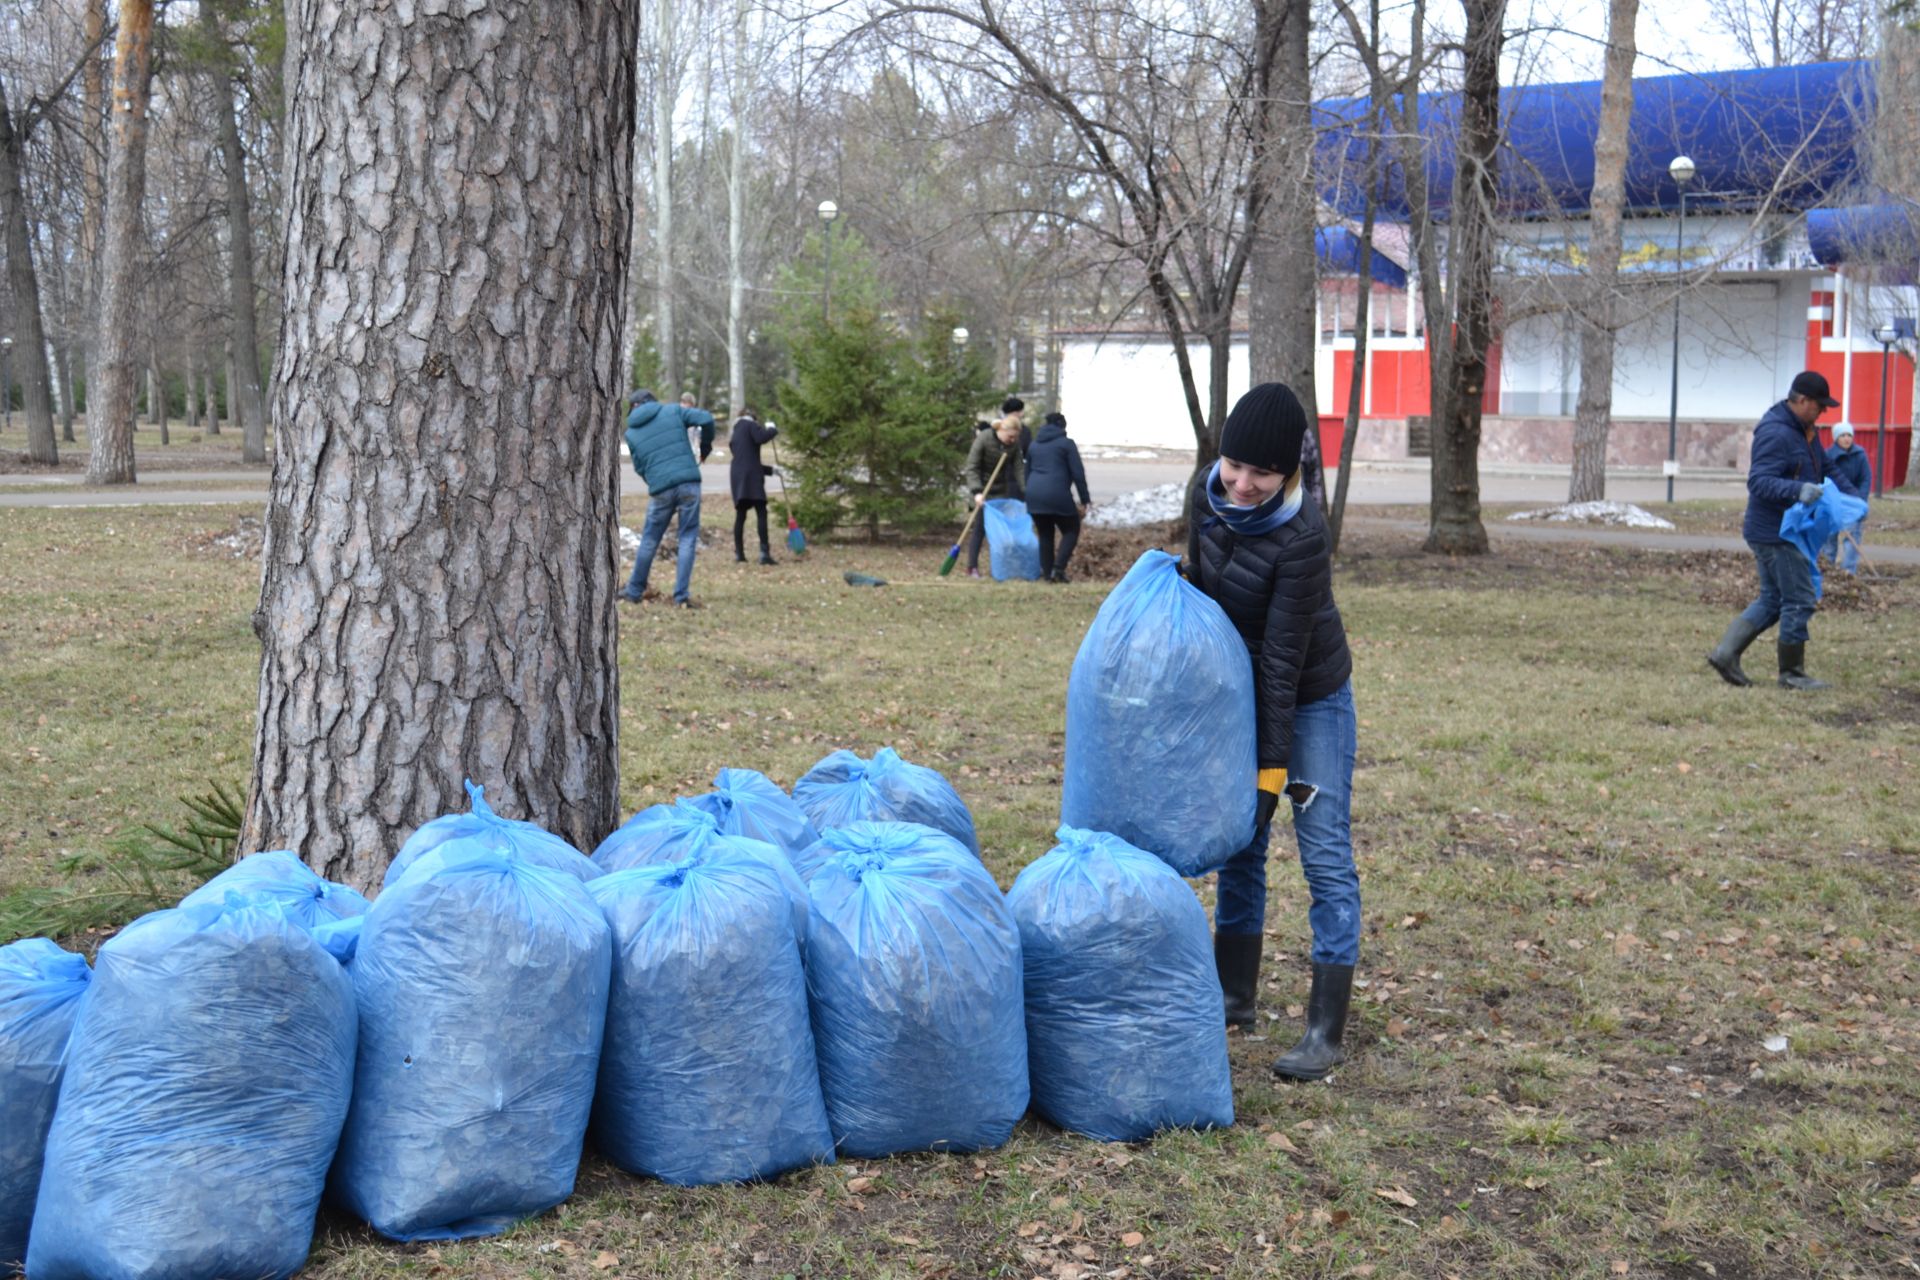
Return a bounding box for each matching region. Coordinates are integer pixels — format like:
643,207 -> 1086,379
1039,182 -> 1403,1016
625,480 -> 701,603
1214,680 -> 1360,966
1820,518 -> 1866,576
1739,539 -> 1817,645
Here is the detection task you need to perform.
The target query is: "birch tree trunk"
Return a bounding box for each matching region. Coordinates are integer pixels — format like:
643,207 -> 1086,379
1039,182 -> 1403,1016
0,77 -> 59,464
1568,0 -> 1638,503
84,0 -> 156,486
215,49 -> 269,465
652,0 -> 676,392
246,0 -> 640,892
726,0 -> 748,418
1426,0 -> 1501,555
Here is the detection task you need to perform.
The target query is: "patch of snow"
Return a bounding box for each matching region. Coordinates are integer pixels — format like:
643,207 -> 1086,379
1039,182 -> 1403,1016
1506,501 -> 1676,530
618,526 -> 641,553
1086,482 -> 1185,528
1080,446 -> 1165,460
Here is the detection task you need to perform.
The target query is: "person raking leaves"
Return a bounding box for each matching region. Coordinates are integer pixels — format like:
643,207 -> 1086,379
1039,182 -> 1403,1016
1184,382 -> 1360,1082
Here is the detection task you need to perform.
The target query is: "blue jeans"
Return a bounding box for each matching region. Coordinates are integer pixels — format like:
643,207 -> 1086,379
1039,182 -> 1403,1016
1820,519 -> 1866,576
1215,680 -> 1360,966
1740,539 -> 1816,645
625,481 -> 701,603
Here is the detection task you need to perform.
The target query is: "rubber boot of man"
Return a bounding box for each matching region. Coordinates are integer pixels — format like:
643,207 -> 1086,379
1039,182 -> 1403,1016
1777,641 -> 1830,691
1214,932 -> 1262,1028
1706,616 -> 1763,687
1271,962 -> 1354,1081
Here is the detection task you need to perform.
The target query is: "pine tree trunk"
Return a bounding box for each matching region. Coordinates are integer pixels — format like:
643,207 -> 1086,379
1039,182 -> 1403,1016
1426,0 -> 1502,555
215,57 -> 268,465
246,0 -> 639,892
1246,0 -> 1318,420
84,0 -> 155,486
1569,0 -> 1638,504
0,77 -> 59,465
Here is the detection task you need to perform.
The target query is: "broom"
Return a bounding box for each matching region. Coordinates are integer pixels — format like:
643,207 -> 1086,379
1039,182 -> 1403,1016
769,438 -> 806,555
939,448 -> 1010,576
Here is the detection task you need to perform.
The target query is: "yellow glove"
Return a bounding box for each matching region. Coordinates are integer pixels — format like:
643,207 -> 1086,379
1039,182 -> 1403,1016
1258,768 -> 1288,796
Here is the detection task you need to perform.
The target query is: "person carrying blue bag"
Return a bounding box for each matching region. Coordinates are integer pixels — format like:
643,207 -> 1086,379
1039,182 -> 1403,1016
1707,370 -> 1840,691
1821,424 -> 1871,575
1183,381 -> 1359,1083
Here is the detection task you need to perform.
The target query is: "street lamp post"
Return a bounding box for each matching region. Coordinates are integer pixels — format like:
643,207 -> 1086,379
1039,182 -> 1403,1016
1871,323 -> 1900,499
1664,155 -> 1696,504
816,200 -> 840,324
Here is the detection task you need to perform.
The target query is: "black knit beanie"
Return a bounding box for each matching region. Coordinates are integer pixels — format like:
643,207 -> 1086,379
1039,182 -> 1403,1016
1218,382 -> 1308,475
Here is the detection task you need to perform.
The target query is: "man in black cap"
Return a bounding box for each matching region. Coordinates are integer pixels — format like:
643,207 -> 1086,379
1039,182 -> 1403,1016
1707,370 -> 1837,690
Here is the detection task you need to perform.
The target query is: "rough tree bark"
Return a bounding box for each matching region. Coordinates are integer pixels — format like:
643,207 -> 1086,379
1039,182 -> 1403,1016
652,0 -> 676,390
1247,0 -> 1319,420
1426,0 -> 1502,555
79,0 -> 105,447
0,76 -> 60,464
1568,0 -> 1639,503
84,0 -> 156,486
246,0 -> 640,892
213,35 -> 269,465
726,0 -> 748,417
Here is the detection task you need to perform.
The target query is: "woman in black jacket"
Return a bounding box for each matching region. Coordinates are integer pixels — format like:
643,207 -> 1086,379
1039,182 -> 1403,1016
1188,382 -> 1359,1082
728,411 -> 779,564
1024,411 -> 1091,582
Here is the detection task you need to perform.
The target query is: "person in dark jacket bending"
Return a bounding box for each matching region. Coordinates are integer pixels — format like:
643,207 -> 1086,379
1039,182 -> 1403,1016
728,410 -> 780,565
1024,411 -> 1091,582
1707,370 -> 1836,690
1188,382 -> 1359,1082
1822,424 -> 1871,576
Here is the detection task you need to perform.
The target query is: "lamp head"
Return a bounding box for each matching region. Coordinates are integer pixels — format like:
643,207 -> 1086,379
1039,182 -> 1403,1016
951,327 -> 969,346
816,199 -> 839,223
1668,155 -> 1696,187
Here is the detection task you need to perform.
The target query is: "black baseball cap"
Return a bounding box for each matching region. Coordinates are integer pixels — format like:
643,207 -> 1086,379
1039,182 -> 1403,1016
1790,371 -> 1840,408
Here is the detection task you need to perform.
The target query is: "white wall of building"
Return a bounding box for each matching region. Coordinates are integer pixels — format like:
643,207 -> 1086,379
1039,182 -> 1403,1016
1056,336 -> 1251,450
1607,276 -> 1807,418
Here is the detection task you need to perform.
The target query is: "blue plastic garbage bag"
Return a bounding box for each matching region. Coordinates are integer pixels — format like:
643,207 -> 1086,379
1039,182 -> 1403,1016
385,779 -> 600,888
0,939 -> 90,1268
1780,478 -> 1871,599
588,854 -> 834,1185
593,802 -> 809,945
806,821 -> 1028,1157
181,849 -> 370,927
1008,827 -> 1234,1142
793,747 -> 980,856
685,768 -> 822,858
28,901 -> 355,1280
1061,550 -> 1256,876
328,851 -> 611,1241
983,498 -> 1042,581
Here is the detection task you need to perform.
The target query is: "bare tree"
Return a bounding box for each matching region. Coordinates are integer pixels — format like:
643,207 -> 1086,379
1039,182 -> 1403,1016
1246,0 -> 1318,420
84,0 -> 156,485
1708,0 -> 1875,66
206,4 -> 268,463
1567,0 -> 1638,503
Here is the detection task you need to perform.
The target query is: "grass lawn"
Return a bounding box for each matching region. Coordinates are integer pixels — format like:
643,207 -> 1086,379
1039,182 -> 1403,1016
0,421 -> 271,477
1,501 -> 1917,1279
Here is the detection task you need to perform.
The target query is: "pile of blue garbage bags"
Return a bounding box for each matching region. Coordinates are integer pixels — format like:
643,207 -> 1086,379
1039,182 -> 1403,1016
1,552 -> 1258,1278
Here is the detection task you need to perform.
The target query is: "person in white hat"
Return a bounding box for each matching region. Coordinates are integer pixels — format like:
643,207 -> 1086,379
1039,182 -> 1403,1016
1822,423 -> 1871,575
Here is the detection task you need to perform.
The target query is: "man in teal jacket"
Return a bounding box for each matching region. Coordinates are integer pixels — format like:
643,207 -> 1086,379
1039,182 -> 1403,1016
621,389 -> 716,607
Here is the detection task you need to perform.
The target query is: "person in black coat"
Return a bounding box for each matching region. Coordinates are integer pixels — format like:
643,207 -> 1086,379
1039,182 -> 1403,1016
1024,411 -> 1091,582
1186,382 -> 1359,1084
728,411 -> 780,565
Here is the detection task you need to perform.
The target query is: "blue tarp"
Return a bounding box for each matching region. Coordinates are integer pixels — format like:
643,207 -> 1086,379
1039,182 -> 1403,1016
982,498 -> 1042,581
1317,60 -> 1872,221
329,852 -> 611,1242
793,748 -> 980,856
385,781 -> 600,889
805,822 -> 1028,1158
1008,828 -> 1234,1143
1780,478 -> 1871,598
29,902 -> 356,1280
588,855 -> 833,1185
0,940 -> 90,1268
1061,550 -> 1257,877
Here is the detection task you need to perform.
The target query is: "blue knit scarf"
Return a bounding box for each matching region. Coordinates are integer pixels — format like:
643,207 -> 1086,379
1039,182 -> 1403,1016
1204,460 -> 1302,535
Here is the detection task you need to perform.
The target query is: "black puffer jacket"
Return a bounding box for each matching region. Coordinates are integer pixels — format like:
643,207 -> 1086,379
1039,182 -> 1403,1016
1190,495 -> 1353,771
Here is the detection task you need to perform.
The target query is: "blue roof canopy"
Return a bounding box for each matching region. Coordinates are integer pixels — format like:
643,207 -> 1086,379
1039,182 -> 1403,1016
1315,226 -> 1409,288
1807,202 -> 1920,267
1317,60 -> 1873,222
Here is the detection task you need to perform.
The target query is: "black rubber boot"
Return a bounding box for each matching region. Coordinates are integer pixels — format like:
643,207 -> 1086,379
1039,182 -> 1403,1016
1706,616 -> 1763,687
1271,962 -> 1354,1081
759,547 -> 777,565
1777,641 -> 1830,690
1214,932 -> 1262,1027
